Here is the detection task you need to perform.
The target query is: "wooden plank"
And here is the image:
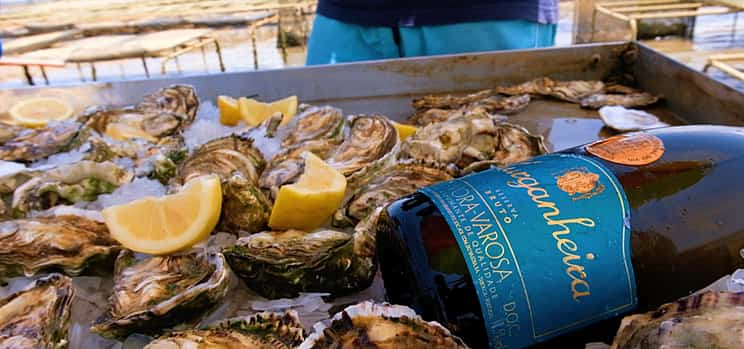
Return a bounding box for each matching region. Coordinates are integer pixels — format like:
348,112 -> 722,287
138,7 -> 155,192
630,7 -> 735,19
708,60 -> 744,81
600,0 -> 681,8
0,57 -> 65,67
613,3 -> 703,13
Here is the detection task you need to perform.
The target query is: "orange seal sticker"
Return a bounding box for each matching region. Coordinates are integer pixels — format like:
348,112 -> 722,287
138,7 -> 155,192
557,170 -> 600,196
586,134 -> 664,166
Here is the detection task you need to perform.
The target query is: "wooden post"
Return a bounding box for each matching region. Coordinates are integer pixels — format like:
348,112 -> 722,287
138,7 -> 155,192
276,0 -> 307,48
574,0 -> 598,44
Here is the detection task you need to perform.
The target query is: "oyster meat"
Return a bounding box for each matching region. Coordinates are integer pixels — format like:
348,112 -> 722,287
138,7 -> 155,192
580,92 -> 660,109
598,106 -> 668,131
12,161 -> 133,217
0,273 -> 74,349
259,106 -> 345,198
91,250 -> 230,339
0,215 -> 119,279
177,135 -> 270,234
144,312 -> 305,349
611,291 -> 744,349
400,111 -> 546,171
495,77 -> 606,103
299,301 -> 469,349
412,89 -> 493,110
224,208 -> 382,299
326,114 -> 399,177
333,159 -> 454,228
0,120 -> 81,163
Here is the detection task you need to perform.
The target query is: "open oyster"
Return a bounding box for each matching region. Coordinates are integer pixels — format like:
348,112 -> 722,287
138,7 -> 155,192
598,106 -> 668,131
0,120 -> 81,163
580,92 -> 660,109
495,77 -> 606,103
144,312 -> 306,349
411,90 -> 529,126
299,301 -> 469,349
177,135 -> 270,234
91,250 -> 230,339
83,85 -> 199,140
12,161 -> 133,217
0,215 -> 119,279
326,114 -> 399,177
400,111 -> 546,171
259,106 -> 345,198
611,291 -> 744,349
0,273 -> 74,349
333,159 -> 455,228
224,208 -> 381,299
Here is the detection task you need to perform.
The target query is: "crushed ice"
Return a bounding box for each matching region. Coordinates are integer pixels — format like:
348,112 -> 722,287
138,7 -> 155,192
30,142 -> 91,168
96,177 -> 166,209
183,101 -> 245,152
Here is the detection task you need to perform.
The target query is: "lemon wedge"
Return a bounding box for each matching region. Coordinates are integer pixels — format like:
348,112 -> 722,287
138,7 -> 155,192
102,175 -> 222,255
392,121 -> 418,140
238,95 -> 298,126
217,95 -> 241,126
268,152 -> 347,230
105,123 -> 158,143
9,97 -> 74,128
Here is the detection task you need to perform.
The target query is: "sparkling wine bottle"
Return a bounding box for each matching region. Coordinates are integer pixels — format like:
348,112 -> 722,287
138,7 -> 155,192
376,125 -> 744,348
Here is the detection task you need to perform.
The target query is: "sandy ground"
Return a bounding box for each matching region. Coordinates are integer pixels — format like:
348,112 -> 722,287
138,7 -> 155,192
0,1 -> 742,91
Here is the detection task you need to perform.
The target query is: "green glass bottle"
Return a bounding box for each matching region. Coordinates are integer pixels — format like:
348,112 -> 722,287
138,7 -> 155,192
376,125 -> 744,348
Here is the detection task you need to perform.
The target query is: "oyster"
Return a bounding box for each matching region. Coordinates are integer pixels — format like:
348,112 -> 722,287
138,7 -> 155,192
91,250 -> 230,339
495,77 -> 606,103
83,107 -> 191,139
611,291 -> 744,349
598,106 -> 668,131
282,106 -> 345,147
400,111 -> 546,170
411,92 -> 529,126
12,161 -> 133,217
137,84 -> 199,122
326,114 -> 399,176
412,89 -> 493,110
177,135 -> 270,233
144,312 -> 305,349
333,159 -> 454,228
0,215 -> 119,279
0,120 -> 81,163
0,274 -> 74,349
580,92 -> 660,109
224,208 -> 382,299
299,301 -> 469,349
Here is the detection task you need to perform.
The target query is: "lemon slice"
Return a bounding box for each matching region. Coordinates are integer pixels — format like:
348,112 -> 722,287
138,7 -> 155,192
105,123 -> 158,143
9,97 -> 74,128
217,95 -> 241,126
102,175 -> 222,255
238,95 -> 298,126
268,152 -> 347,230
392,121 -> 418,140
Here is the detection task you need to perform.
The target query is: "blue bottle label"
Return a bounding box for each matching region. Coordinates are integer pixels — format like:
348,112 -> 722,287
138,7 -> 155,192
420,153 -> 637,349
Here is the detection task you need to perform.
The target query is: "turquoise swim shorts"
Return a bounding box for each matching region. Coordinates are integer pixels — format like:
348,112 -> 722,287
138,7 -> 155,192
306,14 -> 557,65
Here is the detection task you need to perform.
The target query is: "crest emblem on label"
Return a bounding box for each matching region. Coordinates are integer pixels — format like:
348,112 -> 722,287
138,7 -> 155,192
586,134 -> 664,166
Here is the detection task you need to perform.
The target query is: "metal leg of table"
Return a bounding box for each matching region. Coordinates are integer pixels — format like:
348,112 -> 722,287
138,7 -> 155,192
141,57 -> 150,78
40,66 -> 49,85
732,12 -> 740,44
174,55 -> 182,74
76,63 -> 86,82
201,45 -> 208,72
90,63 -> 97,81
214,40 -> 225,72
278,18 -> 289,64
252,31 -> 259,70
629,18 -> 639,41
590,9 -> 598,42
22,65 -> 34,85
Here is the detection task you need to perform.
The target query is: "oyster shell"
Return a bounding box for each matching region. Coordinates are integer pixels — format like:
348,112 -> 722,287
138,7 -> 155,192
580,92 -> 660,109
411,92 -> 529,126
333,159 -> 455,228
412,89 -> 493,110
12,161 -> 133,217
91,250 -> 230,339
0,120 -> 81,163
598,106 -> 669,131
326,114 -> 399,177
611,291 -> 744,349
224,208 -> 382,299
299,301 -> 469,349
177,135 -> 270,234
0,215 -> 119,279
400,111 -> 546,170
144,312 -> 306,349
137,84 -> 199,123
83,107 -> 191,140
495,77 -> 606,103
259,106 -> 345,197
0,273 -> 74,349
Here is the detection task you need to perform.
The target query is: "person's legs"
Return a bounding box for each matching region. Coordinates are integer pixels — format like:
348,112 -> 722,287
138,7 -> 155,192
306,14 -> 400,65
399,20 -> 557,57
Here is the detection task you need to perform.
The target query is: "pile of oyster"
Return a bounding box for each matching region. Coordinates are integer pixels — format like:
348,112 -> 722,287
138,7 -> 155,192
0,84 -> 548,348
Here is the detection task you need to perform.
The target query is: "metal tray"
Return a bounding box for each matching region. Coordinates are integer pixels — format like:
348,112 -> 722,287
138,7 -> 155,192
2,42 -> 743,151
